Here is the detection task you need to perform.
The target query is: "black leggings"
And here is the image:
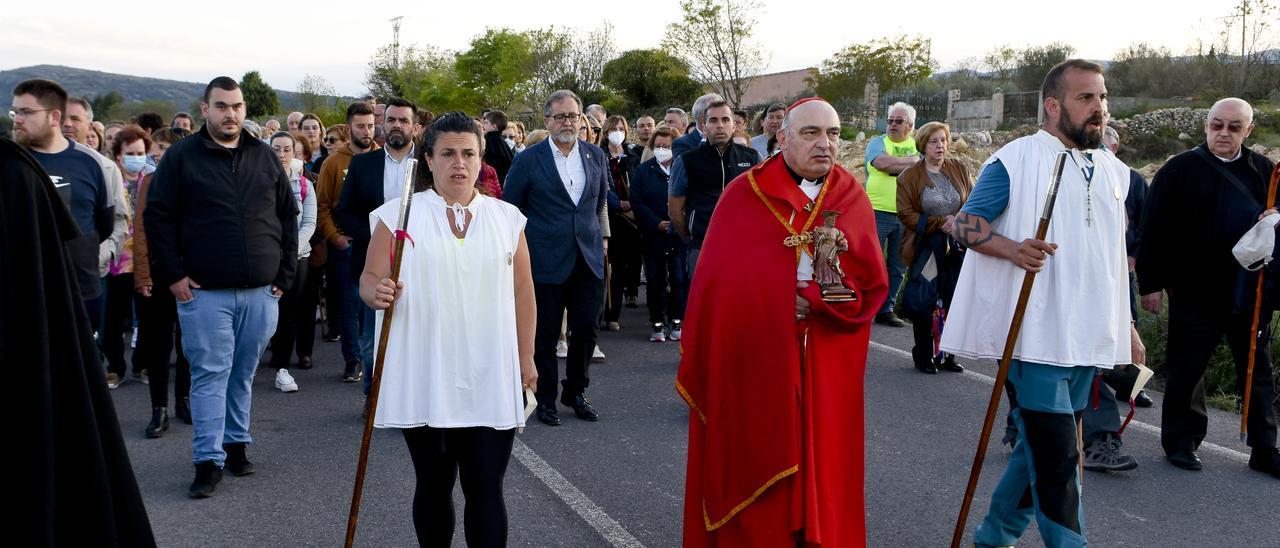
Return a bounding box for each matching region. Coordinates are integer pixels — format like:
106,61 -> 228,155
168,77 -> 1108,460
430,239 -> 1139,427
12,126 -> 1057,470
402,426 -> 515,548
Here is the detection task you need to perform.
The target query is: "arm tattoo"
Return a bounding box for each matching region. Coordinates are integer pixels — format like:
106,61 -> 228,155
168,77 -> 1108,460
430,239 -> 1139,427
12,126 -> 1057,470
954,212 -> 995,248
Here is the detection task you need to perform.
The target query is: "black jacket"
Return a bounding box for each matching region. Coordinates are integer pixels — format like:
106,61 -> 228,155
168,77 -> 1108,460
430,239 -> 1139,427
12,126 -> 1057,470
144,125 -> 299,291
483,130 -> 514,186
2,137 -> 157,546
681,141 -> 759,245
1138,143 -> 1277,308
630,157 -> 672,235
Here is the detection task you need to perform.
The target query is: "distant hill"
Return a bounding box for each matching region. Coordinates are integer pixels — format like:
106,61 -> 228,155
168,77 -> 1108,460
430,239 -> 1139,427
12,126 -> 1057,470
0,64 -> 317,115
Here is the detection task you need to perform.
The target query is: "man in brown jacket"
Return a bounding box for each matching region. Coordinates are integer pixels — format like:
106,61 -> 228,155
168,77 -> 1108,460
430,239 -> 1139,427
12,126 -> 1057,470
316,102 -> 378,382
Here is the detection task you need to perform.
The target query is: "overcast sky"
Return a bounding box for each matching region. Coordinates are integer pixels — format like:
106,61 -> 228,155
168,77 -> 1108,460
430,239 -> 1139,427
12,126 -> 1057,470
0,0 -> 1251,96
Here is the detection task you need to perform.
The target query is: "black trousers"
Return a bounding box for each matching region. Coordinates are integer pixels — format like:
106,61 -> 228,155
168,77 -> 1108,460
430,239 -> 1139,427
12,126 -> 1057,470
102,273 -> 143,377
323,259 -> 342,336
402,426 -> 515,548
604,220 -> 641,323
1162,297 -> 1278,453
269,259 -> 312,367
138,288 -> 190,408
533,253 -> 604,406
641,238 -> 682,325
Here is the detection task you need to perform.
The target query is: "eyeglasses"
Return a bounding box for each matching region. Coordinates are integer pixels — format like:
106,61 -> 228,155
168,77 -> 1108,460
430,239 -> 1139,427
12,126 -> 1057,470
9,108 -> 52,120
547,113 -> 582,124
886,118 -> 908,126
324,137 -> 340,144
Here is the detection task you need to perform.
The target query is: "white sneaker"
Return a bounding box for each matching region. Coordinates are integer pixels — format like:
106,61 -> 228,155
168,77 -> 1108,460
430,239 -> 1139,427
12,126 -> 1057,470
670,321 -> 683,341
592,345 -> 606,362
650,324 -> 667,342
274,369 -> 299,392
607,321 -> 621,332
555,340 -> 568,359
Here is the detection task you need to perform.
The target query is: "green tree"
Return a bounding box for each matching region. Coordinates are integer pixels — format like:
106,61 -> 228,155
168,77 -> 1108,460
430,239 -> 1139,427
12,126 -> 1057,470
240,71 -> 280,119
90,91 -> 124,120
524,29 -> 574,106
602,49 -> 703,114
813,36 -> 935,104
399,46 -> 483,114
1014,43 -> 1076,93
662,0 -> 766,108
366,44 -> 406,99
297,74 -> 336,113
455,28 -> 536,110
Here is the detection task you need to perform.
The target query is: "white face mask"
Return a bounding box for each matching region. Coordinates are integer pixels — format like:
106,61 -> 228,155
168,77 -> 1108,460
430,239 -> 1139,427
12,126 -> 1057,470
607,131 -> 625,146
653,147 -> 673,164
503,137 -> 515,149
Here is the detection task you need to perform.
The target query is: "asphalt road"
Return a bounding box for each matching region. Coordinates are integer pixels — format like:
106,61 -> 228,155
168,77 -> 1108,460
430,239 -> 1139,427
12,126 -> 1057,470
111,300 -> 1276,547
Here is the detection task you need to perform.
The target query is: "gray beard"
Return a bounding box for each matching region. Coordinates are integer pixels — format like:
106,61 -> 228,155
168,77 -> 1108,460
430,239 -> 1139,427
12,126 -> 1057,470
553,133 -> 576,144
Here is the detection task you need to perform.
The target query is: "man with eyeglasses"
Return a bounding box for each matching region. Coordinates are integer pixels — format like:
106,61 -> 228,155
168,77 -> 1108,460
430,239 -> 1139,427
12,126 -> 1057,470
864,102 -> 920,328
1138,97 -> 1279,479
503,89 -> 612,427
334,97 -> 420,405
317,102 -> 380,384
11,79 -> 116,335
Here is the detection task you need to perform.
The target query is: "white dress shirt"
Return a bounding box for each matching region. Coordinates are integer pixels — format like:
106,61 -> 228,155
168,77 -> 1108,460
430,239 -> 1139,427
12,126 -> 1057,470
551,140 -> 588,205
382,143 -> 416,206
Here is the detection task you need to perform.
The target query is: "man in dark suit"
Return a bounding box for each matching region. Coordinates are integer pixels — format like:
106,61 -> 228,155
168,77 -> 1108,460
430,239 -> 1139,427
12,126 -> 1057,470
333,97 -> 420,400
670,92 -> 722,158
503,89 -> 612,426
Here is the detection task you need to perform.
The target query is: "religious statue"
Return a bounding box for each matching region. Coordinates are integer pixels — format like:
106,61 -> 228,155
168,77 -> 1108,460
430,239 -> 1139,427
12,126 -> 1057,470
812,211 -> 857,302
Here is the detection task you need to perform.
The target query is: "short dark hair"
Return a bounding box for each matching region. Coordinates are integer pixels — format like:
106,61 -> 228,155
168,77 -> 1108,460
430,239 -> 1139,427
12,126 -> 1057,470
1041,59 -> 1104,104
134,112 -> 164,134
110,125 -> 152,159
203,76 -> 240,103
733,109 -> 748,120
346,101 -> 375,123
705,100 -> 733,118
384,97 -> 418,117
766,102 -> 787,115
171,112 -> 193,126
483,109 -> 508,132
12,78 -> 68,116
152,127 -> 190,145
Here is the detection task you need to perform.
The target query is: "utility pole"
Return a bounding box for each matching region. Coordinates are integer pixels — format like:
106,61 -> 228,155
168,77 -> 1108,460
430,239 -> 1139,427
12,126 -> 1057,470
1218,0 -> 1251,93
389,16 -> 404,69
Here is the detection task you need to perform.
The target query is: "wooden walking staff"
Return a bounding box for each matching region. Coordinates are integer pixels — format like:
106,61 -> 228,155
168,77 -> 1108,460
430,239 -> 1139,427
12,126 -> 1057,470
1241,162 -> 1280,443
344,158 -> 419,548
950,151 -> 1069,548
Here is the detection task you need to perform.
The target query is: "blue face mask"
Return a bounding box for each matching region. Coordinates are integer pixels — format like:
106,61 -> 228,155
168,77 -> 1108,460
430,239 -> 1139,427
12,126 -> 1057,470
122,155 -> 148,174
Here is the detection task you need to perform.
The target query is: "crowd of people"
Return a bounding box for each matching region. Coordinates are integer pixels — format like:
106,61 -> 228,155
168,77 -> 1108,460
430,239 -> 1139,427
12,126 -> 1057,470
7,57 -> 1278,547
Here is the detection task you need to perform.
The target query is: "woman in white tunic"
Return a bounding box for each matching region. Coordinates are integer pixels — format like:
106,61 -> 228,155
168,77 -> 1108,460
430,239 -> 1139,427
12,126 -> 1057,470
360,112 -> 537,548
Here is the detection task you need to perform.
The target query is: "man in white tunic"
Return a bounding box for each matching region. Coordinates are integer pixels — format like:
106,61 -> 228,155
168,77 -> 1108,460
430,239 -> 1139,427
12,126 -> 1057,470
942,59 -> 1146,548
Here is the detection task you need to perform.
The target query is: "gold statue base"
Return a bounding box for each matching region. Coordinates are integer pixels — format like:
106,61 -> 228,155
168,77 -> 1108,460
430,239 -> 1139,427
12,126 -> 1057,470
821,286 -> 857,302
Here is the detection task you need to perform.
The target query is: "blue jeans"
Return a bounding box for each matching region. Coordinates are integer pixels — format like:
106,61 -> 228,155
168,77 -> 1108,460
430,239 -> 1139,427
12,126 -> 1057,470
177,286 -> 279,467
330,244 -> 364,362
361,305 -> 375,395
975,361 -> 1094,548
874,210 -> 904,315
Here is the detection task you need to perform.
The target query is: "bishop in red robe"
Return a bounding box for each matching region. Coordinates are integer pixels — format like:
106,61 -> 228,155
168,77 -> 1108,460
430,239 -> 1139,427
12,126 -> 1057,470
677,98 -> 888,547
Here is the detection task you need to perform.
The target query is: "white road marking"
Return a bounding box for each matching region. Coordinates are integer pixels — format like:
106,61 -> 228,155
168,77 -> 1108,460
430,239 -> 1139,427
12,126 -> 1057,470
868,341 -> 1250,463
512,438 -> 646,547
